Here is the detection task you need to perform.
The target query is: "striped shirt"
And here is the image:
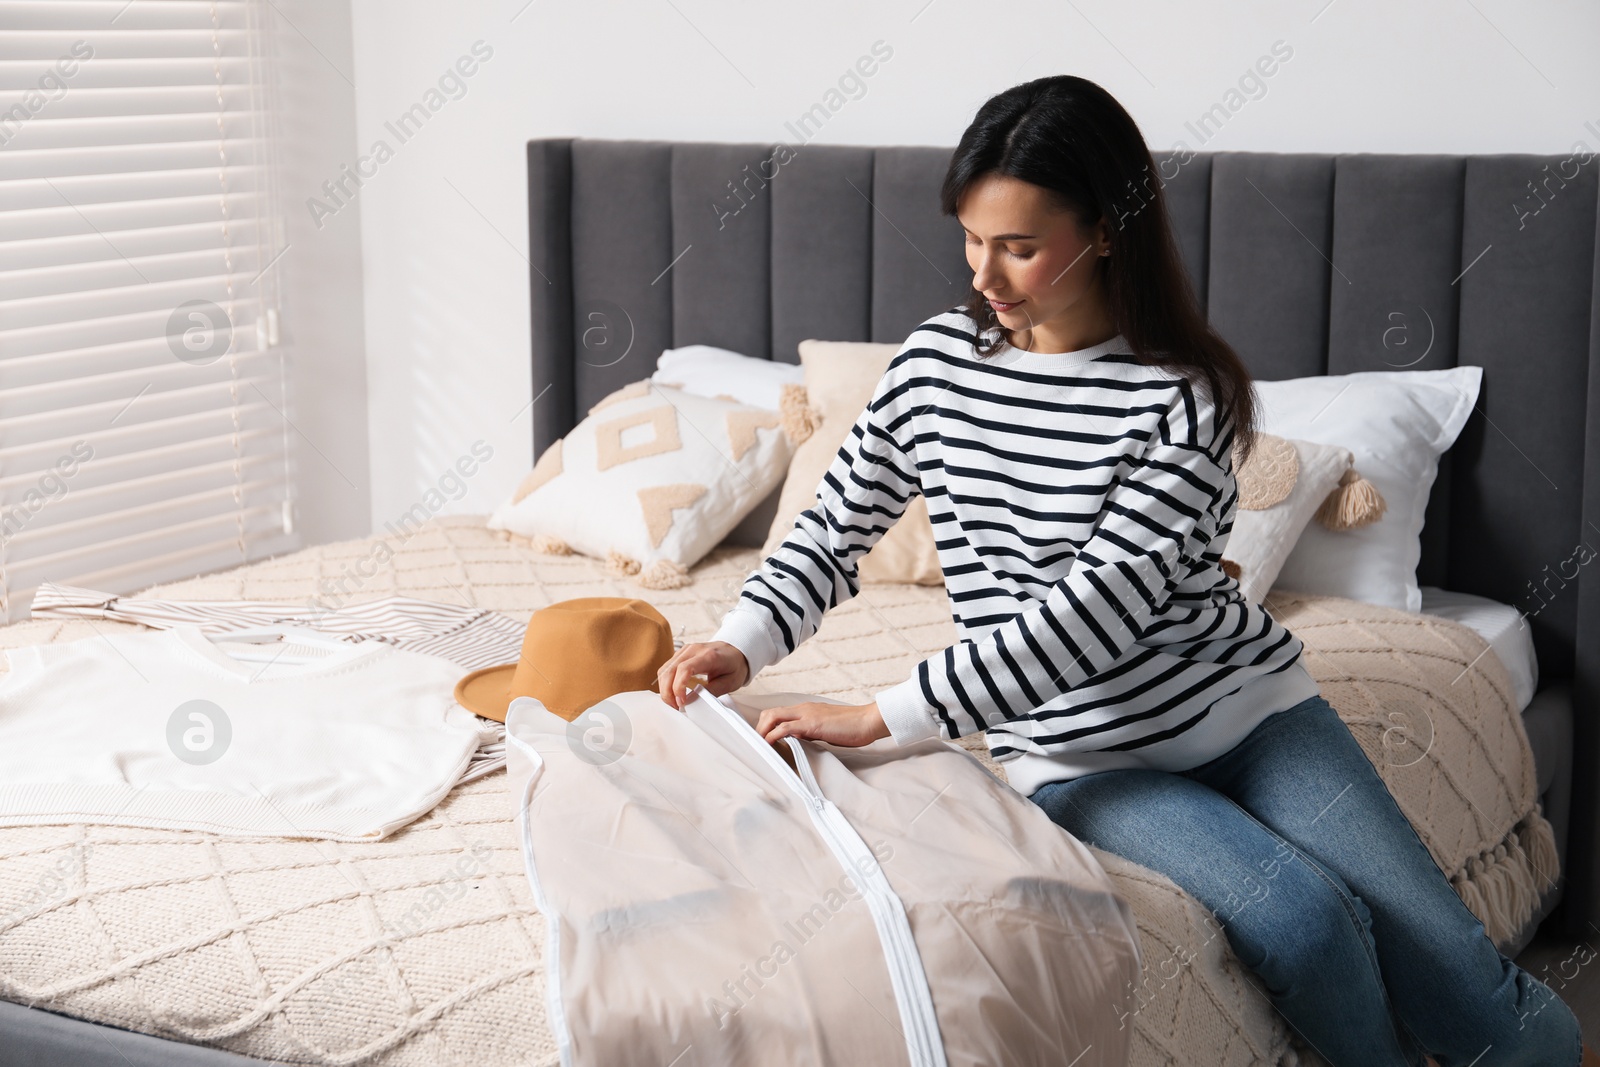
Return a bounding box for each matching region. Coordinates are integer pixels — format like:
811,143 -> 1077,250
712,309 -> 1319,796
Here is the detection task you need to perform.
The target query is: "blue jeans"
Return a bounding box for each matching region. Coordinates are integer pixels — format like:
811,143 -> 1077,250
1029,693 -> 1582,1067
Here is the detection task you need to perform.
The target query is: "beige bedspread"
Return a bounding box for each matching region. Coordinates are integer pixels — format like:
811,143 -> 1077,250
0,516 -> 1554,1067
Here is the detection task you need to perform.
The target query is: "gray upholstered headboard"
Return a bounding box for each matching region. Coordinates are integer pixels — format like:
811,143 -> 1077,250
525,137 -> 1600,930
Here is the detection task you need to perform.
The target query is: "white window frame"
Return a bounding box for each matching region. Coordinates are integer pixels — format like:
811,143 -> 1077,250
0,0 -> 299,621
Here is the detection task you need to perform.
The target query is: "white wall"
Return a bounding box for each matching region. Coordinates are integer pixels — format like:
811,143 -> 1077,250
265,0 -> 371,546
318,0 -> 1600,534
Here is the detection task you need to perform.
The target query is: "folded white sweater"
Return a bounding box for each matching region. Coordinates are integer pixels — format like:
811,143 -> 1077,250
0,625 -> 488,841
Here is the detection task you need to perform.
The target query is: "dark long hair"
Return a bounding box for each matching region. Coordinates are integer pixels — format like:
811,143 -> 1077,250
939,75 -> 1258,462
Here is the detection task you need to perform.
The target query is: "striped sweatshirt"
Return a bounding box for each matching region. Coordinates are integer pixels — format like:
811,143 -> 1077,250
712,309 -> 1319,796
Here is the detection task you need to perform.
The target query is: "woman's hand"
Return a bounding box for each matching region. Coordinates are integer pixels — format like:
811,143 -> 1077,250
657,641 -> 750,710
756,701 -> 890,749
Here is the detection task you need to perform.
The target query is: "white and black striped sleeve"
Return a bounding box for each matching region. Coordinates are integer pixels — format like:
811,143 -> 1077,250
874,382 -> 1234,745
710,358 -> 920,679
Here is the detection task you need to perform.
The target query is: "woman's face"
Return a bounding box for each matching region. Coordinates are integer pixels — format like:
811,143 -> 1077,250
956,172 -> 1113,353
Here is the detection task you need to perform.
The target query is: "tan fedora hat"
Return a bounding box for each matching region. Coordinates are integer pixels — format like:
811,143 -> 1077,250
454,596 -> 675,723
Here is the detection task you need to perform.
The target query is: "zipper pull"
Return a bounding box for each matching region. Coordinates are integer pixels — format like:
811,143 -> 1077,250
788,744 -> 825,810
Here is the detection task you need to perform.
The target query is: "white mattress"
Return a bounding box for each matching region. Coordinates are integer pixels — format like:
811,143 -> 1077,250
1417,585 -> 1539,711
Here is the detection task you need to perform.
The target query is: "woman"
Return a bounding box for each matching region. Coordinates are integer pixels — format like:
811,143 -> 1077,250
658,75 -> 1584,1067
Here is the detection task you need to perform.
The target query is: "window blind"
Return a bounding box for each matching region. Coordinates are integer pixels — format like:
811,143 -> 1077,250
0,0 -> 298,623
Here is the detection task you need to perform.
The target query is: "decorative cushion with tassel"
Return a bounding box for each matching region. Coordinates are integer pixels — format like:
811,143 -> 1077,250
1219,432 -> 1386,605
487,381 -> 798,590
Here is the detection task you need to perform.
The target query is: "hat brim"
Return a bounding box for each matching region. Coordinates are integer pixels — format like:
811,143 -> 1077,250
454,663 -> 518,723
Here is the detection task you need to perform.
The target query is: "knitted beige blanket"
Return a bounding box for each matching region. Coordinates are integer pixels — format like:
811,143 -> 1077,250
0,517 -> 1553,1067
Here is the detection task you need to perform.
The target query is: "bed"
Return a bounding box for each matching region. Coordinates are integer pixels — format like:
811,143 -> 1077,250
1,140 -> 1597,1066
522,137 -> 1598,937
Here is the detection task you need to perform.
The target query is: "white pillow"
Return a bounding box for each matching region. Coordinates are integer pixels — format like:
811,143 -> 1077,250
1223,434 -> 1355,605
487,381 -> 794,586
1257,366 -> 1482,612
651,344 -> 804,411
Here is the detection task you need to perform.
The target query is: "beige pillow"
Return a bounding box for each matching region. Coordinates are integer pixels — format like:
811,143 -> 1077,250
763,340 -> 943,585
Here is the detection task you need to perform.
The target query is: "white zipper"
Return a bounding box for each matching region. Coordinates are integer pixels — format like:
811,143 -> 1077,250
689,690 -> 948,1067
505,729 -> 577,1067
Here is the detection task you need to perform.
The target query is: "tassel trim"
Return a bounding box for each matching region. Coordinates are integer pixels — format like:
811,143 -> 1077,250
1447,807 -> 1560,948
607,550 -> 641,576
532,534 -> 572,555
495,534 -> 693,589
779,383 -> 822,445
1315,467 -> 1387,530
637,559 -> 690,589
495,529 -> 573,555
606,550 -> 690,589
